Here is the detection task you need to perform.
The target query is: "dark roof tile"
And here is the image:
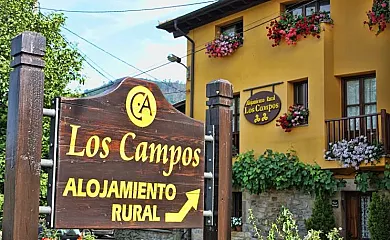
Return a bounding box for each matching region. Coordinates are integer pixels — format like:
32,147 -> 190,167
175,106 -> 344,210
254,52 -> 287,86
157,0 -> 269,37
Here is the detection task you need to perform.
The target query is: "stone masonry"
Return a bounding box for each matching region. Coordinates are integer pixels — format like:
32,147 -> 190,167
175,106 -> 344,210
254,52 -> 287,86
242,190 -> 314,239
114,229 -> 189,240
116,190 -> 314,240
192,190 -> 314,240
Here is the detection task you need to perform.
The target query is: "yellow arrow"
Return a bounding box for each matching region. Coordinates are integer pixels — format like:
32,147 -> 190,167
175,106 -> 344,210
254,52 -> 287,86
165,189 -> 200,223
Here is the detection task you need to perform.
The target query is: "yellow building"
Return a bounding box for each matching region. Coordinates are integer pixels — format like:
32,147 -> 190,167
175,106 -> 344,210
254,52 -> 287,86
158,0 -> 390,238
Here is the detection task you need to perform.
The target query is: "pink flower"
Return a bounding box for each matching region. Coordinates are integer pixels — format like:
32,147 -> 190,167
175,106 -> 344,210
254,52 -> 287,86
382,2 -> 387,8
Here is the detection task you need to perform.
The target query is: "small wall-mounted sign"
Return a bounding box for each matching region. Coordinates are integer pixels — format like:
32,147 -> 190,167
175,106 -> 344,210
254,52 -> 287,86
332,200 -> 339,208
244,91 -> 281,125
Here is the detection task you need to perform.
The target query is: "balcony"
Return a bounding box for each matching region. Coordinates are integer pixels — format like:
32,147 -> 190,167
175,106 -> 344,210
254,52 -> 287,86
325,109 -> 390,155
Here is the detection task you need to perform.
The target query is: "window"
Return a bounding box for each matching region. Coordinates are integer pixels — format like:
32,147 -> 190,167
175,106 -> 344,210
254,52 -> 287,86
343,75 -> 377,129
220,20 -> 243,36
232,192 -> 242,218
231,94 -> 240,156
294,80 -> 308,109
287,0 -> 330,17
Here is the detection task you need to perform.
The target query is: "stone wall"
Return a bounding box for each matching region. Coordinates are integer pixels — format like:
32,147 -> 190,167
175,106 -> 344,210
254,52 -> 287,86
192,190 -> 315,240
191,228 -> 253,240
242,190 -> 314,238
114,229 -> 189,240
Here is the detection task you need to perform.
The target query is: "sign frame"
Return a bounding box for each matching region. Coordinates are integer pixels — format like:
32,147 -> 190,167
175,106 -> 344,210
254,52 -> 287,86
49,78 -> 205,229
243,90 -> 282,125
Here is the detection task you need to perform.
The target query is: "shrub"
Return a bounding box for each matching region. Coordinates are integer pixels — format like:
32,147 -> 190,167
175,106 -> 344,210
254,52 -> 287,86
368,192 -> 390,240
248,207 -> 343,240
305,194 -> 336,240
232,150 -> 345,196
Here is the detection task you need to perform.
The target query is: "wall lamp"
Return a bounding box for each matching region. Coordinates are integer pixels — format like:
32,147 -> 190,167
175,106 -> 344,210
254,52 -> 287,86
167,54 -> 190,80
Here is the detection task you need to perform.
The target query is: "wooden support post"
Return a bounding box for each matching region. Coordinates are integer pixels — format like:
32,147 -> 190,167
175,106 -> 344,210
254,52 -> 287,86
3,31 -> 46,240
205,79 -> 233,240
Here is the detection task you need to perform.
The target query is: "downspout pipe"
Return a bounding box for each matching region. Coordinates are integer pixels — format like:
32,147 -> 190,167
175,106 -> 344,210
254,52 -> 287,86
174,20 -> 195,118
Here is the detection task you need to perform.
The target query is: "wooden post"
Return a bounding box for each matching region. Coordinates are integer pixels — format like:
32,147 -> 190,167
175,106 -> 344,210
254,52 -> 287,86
3,31 -> 46,240
205,79 -> 233,240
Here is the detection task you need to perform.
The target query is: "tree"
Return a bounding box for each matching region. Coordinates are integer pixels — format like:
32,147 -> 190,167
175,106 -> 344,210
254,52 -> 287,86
0,0 -> 84,220
368,192 -> 390,240
305,194 -> 336,240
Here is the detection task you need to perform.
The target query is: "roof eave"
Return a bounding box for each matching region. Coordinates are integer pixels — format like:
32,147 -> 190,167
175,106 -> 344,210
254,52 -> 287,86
157,0 -> 270,37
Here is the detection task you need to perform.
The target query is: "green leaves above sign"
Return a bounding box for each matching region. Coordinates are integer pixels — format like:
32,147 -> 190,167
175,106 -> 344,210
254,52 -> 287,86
232,150 -> 345,196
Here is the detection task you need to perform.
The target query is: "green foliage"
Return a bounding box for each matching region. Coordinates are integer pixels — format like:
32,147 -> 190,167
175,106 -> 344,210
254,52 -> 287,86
83,232 -> 97,240
232,150 -> 345,196
270,207 -> 300,240
247,207 -> 343,240
0,193 -> 3,222
368,192 -> 390,240
305,230 -> 322,240
39,219 -> 59,239
305,194 -> 336,240
355,172 -> 378,192
0,0 -> 84,213
355,165 -> 390,192
40,171 -> 48,205
248,209 -> 262,239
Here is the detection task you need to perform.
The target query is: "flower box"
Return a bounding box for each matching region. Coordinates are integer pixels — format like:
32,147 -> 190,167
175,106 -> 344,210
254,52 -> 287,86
364,0 -> 390,35
324,136 -> 384,170
205,33 -> 243,58
276,105 -> 309,132
266,11 -> 333,47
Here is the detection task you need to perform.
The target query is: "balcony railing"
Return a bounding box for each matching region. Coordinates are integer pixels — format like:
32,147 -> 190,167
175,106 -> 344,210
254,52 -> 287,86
325,109 -> 390,154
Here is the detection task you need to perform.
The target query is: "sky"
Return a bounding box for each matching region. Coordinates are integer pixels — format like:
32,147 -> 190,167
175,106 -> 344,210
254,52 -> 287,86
38,0 -> 215,92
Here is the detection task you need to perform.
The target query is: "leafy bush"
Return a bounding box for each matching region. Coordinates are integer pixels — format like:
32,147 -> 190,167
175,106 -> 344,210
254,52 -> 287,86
0,0 -> 85,215
232,150 -> 345,196
83,232 -> 97,240
368,192 -> 390,240
305,194 -> 336,239
248,207 -> 343,240
355,165 -> 390,192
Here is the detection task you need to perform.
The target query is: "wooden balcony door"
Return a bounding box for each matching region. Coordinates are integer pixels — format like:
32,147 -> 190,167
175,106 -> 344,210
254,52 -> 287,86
343,75 -> 377,140
345,192 -> 372,240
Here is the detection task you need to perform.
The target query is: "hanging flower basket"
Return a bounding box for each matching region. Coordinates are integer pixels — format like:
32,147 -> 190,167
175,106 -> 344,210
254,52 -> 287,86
364,0 -> 390,35
266,11 -> 333,47
276,105 -> 309,132
205,33 -> 243,58
324,136 -> 384,170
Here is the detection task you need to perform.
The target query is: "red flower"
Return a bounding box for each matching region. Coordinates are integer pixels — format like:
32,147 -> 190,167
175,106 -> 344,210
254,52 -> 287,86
364,0 -> 390,35
266,11 -> 332,46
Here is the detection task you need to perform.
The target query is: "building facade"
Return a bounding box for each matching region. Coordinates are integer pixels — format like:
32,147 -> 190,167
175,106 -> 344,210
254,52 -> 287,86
158,0 -> 390,239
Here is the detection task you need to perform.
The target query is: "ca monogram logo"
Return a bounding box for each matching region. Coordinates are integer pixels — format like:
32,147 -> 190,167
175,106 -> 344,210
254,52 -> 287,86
126,86 -> 157,128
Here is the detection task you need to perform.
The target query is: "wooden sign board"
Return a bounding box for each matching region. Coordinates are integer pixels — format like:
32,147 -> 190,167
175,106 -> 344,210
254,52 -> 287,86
52,78 -> 204,229
243,91 -> 281,125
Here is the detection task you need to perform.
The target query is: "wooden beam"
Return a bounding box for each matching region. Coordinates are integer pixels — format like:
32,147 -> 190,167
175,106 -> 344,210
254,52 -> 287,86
205,79 -> 233,240
3,31 -> 46,240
